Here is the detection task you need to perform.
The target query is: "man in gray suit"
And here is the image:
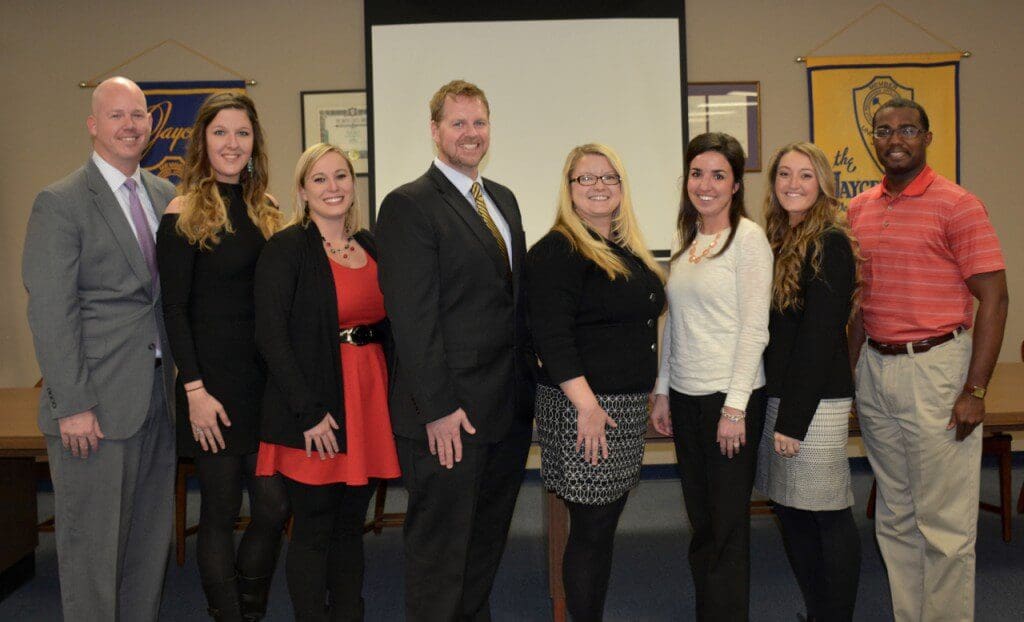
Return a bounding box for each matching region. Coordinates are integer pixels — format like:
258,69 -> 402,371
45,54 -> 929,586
22,76 -> 177,622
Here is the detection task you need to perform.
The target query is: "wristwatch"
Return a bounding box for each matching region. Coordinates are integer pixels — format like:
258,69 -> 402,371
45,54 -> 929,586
963,383 -> 987,399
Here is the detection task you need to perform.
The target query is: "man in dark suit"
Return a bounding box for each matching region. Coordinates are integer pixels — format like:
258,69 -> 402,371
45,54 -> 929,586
22,76 -> 176,622
376,80 -> 535,621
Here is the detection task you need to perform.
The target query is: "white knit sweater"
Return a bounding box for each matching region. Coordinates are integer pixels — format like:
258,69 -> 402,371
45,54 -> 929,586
654,217 -> 773,412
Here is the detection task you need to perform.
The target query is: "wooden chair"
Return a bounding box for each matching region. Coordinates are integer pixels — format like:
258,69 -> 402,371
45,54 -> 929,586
1019,340 -> 1024,516
362,480 -> 406,535
175,458 -> 298,566
175,457 -> 257,566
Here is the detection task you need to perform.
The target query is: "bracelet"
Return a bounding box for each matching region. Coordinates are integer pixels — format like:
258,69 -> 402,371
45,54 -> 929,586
720,407 -> 745,423
185,385 -> 204,393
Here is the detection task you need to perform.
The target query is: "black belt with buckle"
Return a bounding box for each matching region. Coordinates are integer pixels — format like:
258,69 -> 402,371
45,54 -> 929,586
339,324 -> 384,346
867,327 -> 963,356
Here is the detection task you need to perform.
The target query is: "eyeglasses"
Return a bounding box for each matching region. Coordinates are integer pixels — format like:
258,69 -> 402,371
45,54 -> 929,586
569,174 -> 621,186
872,126 -> 925,139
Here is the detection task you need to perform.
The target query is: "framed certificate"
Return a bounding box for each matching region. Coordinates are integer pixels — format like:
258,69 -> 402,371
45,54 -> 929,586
300,90 -> 368,175
687,82 -> 762,171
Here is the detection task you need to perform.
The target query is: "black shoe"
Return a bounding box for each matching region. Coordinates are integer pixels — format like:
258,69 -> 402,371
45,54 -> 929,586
202,576 -> 243,622
238,574 -> 272,621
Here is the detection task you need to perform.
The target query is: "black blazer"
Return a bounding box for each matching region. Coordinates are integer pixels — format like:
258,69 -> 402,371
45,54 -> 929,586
525,230 -> 664,394
254,223 -> 382,451
764,228 -> 855,440
375,164 -> 535,443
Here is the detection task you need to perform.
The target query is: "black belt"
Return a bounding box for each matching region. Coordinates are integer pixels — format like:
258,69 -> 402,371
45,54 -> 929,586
155,358 -> 162,368
867,327 -> 963,356
339,324 -> 384,346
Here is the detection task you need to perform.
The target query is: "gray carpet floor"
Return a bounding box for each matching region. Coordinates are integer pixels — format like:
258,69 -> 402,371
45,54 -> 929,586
2,458 -> 1023,621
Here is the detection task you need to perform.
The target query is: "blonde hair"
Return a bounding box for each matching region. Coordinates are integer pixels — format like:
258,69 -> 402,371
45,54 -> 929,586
763,141 -> 861,311
289,143 -> 362,233
550,143 -> 663,283
176,92 -> 281,249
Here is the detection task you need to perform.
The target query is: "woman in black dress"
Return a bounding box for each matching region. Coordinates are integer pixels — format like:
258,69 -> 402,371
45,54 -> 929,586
526,143 -> 664,621
156,92 -> 290,621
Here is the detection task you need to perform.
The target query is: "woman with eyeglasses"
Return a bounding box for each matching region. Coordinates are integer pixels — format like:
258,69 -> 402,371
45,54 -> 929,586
754,141 -> 861,622
650,132 -> 772,621
156,92 -> 289,621
526,143 -> 665,621
254,143 -> 399,621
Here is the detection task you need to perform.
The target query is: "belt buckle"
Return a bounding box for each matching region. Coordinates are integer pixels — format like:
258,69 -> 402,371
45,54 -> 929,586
340,326 -> 371,346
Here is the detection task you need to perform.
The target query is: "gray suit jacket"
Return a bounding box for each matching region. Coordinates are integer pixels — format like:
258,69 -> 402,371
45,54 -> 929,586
23,158 -> 177,439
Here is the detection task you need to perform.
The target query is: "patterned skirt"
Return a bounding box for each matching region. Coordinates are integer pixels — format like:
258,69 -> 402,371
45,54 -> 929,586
755,397 -> 855,511
535,384 -> 649,505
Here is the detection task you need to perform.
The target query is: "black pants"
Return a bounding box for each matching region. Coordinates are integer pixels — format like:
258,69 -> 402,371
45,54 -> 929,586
669,388 -> 765,622
282,477 -> 377,622
396,419 -> 532,622
193,452 -> 290,585
563,494 -> 629,622
773,504 -> 861,622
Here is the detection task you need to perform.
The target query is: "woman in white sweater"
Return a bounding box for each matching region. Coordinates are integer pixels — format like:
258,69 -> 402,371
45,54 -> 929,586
651,132 -> 772,621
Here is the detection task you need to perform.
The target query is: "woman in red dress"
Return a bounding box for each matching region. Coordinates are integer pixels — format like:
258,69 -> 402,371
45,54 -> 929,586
254,143 -> 399,621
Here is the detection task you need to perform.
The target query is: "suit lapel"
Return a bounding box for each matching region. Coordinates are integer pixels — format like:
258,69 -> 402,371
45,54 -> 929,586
85,160 -> 152,293
427,166 -> 508,277
483,179 -> 523,276
140,170 -> 170,217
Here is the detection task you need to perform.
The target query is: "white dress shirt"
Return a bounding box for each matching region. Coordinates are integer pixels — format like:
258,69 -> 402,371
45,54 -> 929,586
433,157 -> 513,268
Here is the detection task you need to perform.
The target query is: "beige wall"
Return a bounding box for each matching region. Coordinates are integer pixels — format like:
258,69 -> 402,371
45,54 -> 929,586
2,0 -> 1021,386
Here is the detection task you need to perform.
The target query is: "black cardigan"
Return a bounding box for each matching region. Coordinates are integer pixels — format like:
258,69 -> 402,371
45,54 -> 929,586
764,229 -> 855,440
525,230 -> 664,394
254,223 -> 383,450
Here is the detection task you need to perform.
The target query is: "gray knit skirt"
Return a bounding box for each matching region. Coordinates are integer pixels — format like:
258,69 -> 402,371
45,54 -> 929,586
755,397 -> 855,511
535,384 -> 649,505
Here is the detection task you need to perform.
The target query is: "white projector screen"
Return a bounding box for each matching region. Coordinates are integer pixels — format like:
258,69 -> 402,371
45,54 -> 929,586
370,17 -> 684,251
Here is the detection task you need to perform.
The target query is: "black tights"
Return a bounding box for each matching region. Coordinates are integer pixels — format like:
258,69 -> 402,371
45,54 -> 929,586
563,494 -> 629,622
194,452 -> 290,585
283,477 -> 376,622
773,504 -> 861,622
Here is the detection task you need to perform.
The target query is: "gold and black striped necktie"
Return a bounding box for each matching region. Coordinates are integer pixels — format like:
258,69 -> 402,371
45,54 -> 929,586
469,182 -> 508,262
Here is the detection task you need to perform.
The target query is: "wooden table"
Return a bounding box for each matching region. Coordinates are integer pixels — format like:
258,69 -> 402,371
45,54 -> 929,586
544,362 -> 1024,622
0,387 -> 44,601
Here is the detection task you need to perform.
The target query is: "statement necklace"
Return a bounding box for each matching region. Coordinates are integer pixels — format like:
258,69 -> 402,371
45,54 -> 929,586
688,230 -> 723,264
322,235 -> 355,259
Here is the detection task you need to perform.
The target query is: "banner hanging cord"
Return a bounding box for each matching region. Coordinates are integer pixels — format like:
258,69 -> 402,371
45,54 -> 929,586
794,2 -> 969,63
79,39 -> 256,87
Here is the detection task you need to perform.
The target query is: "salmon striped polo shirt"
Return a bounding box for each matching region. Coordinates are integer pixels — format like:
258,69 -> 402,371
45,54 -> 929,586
848,165 -> 1005,343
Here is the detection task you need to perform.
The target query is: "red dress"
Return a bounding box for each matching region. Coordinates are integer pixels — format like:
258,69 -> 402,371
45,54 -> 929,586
256,256 -> 400,485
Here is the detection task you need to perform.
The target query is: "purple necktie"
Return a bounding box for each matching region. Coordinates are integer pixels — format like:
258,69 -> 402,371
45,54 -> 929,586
123,178 -> 159,291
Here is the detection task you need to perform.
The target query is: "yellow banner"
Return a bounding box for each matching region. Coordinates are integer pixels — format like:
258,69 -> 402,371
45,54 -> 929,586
807,52 -> 960,203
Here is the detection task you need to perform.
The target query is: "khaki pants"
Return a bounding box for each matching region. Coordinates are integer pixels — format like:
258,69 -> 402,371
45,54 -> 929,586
856,331 -> 980,622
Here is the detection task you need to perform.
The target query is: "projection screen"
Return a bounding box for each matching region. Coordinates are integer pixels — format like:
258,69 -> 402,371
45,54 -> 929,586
366,2 -> 687,252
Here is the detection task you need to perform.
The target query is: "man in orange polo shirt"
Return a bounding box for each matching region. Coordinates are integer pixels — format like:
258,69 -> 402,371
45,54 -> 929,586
848,98 -> 1007,622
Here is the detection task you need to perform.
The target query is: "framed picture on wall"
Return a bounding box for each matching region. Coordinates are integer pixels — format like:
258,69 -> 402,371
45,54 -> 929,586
687,82 -> 762,172
300,90 -> 368,175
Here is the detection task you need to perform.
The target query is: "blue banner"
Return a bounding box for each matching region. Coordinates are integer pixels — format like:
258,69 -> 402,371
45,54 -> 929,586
139,81 -> 246,185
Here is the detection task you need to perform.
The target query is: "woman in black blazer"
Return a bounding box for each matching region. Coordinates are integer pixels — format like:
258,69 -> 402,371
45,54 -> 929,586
254,143 -> 399,621
754,141 -> 861,621
526,143 -> 665,621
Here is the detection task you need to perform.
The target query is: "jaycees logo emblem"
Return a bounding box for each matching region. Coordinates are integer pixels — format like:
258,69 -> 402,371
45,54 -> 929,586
852,75 -> 914,173
141,100 -> 192,184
